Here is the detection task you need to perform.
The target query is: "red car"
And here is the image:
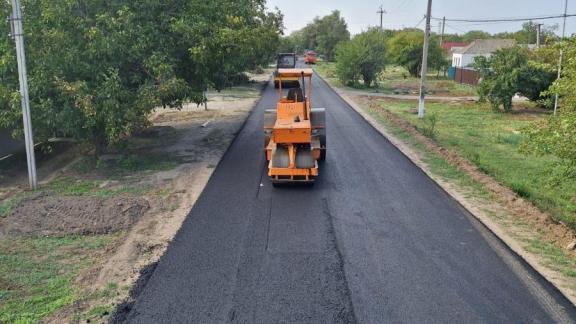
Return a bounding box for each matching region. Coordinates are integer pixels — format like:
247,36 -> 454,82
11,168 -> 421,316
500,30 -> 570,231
304,51 -> 317,64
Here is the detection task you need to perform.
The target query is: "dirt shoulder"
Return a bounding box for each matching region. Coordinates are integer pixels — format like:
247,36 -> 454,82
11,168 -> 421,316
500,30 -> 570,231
316,76 -> 576,306
0,71 -> 270,322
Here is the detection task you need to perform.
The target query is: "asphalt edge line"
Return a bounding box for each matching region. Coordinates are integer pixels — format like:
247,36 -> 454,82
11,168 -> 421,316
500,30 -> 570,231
117,75 -> 272,322
315,73 -> 576,308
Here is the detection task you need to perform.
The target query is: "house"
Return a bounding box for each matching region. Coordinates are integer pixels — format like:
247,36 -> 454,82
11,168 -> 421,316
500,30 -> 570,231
451,39 -> 516,68
441,41 -> 469,53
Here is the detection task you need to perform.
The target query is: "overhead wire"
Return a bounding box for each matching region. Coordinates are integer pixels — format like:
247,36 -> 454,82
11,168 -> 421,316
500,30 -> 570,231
414,15 -> 426,28
431,13 -> 576,23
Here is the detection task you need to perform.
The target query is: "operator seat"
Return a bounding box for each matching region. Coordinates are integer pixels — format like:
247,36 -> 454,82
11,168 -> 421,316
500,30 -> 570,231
287,88 -> 304,102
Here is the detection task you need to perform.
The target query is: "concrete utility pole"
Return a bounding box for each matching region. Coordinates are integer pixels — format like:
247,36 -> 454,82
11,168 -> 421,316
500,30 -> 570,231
377,6 -> 386,31
553,0 -> 569,116
440,16 -> 446,47
535,23 -> 544,48
9,0 -> 37,189
418,0 -> 433,119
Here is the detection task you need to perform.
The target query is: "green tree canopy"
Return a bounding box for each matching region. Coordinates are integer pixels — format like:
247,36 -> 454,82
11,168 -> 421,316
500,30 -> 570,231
335,28 -> 386,87
521,36 -> 576,178
474,47 -> 528,112
495,22 -> 558,45
387,30 -> 446,77
299,10 -> 350,61
0,0 -> 282,154
474,46 -> 555,111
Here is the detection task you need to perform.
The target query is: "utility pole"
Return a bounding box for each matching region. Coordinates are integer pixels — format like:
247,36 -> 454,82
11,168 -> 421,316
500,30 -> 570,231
418,0 -> 433,119
377,6 -> 386,31
440,16 -> 446,47
535,23 -> 544,48
9,0 -> 37,189
553,0 -> 568,116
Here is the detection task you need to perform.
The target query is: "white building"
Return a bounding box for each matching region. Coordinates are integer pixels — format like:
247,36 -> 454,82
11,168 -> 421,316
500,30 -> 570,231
451,39 -> 516,68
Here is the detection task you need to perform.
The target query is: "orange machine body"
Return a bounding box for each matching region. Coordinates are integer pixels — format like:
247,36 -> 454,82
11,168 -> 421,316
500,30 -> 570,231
304,51 -> 317,64
265,68 -> 325,184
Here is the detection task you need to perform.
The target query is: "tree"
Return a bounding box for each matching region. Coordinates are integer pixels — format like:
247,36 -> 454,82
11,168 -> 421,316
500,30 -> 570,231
278,36 -> 296,53
335,28 -> 386,87
521,111 -> 576,178
496,22 -> 558,44
516,63 -> 556,107
387,30 -> 446,77
474,47 -> 528,112
461,30 -> 492,42
521,36 -> 576,178
300,10 -> 350,61
0,0 -> 282,155
474,46 -> 556,111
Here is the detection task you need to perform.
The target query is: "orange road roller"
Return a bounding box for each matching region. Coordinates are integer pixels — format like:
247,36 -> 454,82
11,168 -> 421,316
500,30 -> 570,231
264,68 -> 326,185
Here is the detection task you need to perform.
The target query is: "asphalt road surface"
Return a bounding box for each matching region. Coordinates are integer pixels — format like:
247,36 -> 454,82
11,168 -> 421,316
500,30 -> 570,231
124,66 -> 576,323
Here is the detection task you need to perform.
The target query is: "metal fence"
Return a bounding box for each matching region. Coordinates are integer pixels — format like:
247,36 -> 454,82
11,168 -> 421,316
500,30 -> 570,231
447,67 -> 480,86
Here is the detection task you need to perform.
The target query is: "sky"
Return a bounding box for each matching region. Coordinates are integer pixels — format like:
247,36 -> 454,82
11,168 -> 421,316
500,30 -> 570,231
266,0 -> 576,36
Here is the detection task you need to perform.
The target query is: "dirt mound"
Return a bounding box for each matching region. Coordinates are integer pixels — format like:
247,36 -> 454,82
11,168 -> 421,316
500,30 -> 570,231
0,194 -> 149,237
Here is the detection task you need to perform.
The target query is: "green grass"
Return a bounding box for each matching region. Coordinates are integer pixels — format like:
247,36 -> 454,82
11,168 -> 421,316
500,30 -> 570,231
363,98 -> 576,281
0,235 -> 116,323
0,199 -> 14,218
72,152 -> 183,179
365,105 -> 492,201
315,62 -> 477,97
372,99 -> 576,230
526,237 -> 576,278
45,177 -> 149,198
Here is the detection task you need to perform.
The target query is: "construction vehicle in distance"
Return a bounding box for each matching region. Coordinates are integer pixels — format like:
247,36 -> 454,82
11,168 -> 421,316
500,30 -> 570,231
273,53 -> 299,88
304,50 -> 317,64
264,68 -> 326,185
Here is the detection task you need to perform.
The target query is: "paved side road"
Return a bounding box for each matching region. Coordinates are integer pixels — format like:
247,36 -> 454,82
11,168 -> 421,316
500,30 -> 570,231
123,70 -> 576,323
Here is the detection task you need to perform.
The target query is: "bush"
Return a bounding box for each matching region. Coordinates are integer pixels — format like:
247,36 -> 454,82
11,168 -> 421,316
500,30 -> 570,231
521,36 -> 576,178
475,46 -> 556,111
517,63 -> 556,108
335,28 -> 386,87
419,113 -> 438,138
474,47 -> 528,112
387,30 -> 446,77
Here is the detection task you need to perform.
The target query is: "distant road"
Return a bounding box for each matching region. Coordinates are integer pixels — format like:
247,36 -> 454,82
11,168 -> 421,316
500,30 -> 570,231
0,128 -> 24,159
123,66 -> 576,323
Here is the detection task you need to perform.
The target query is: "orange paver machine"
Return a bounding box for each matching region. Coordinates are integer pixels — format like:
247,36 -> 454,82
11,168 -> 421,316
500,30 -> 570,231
264,69 -> 326,185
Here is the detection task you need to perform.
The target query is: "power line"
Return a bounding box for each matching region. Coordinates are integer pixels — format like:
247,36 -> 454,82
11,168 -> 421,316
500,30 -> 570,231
394,0 -> 413,11
432,13 -> 576,23
414,15 -> 426,28
444,23 -> 466,33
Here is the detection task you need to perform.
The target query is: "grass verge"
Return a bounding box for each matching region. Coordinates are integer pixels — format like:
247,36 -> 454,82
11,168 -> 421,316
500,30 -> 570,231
0,235 -> 117,323
315,62 -> 477,97
373,99 -> 576,230
360,97 -> 576,284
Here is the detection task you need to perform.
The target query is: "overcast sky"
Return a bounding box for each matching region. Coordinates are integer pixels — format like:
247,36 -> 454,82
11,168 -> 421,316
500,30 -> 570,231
266,0 -> 575,36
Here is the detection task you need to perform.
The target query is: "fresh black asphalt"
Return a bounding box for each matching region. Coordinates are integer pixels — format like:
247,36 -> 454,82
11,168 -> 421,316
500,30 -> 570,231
124,68 -> 576,323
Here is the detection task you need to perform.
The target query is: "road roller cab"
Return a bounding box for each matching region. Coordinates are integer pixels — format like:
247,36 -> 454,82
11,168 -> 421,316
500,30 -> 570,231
265,69 -> 326,185
273,53 -> 299,88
